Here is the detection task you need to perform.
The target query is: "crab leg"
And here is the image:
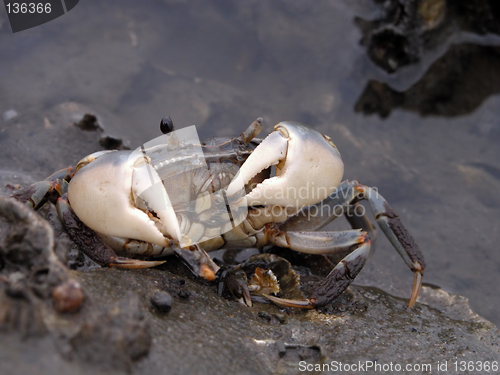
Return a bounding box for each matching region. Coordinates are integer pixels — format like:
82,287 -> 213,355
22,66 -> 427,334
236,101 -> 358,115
96,234 -> 174,258
172,244 -> 220,281
56,197 -> 165,269
358,185 -> 425,307
223,231 -> 371,309
344,203 -> 377,244
12,166 -> 75,209
266,226 -> 367,254
264,240 -> 372,309
262,180 -> 425,308
216,267 -> 253,307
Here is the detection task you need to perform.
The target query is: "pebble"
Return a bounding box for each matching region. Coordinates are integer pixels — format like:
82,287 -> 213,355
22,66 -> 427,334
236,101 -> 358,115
151,290 -> 173,313
52,279 -> 84,313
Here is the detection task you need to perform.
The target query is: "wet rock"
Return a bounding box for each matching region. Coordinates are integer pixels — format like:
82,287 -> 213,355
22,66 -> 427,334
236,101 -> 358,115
56,269 -> 500,374
0,198 -> 152,372
0,197 -> 81,336
1,195 -> 497,374
0,197 -> 72,289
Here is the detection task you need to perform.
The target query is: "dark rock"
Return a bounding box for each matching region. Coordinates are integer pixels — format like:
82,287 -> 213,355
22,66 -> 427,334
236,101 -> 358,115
0,197 -> 85,332
150,290 -> 172,313
74,114 -> 103,132
98,135 -> 128,150
177,289 -> 191,299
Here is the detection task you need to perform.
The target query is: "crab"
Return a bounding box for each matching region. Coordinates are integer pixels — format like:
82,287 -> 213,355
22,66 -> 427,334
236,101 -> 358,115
13,118 -> 425,310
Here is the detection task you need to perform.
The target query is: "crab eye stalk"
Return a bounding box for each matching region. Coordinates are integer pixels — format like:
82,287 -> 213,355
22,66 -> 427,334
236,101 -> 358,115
160,117 -> 175,134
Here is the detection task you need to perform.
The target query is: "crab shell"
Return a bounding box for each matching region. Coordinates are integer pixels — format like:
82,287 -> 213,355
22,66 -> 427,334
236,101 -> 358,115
67,121 -> 344,248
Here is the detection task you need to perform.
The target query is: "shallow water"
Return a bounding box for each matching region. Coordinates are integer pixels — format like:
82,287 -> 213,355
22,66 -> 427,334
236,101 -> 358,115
1,0 -> 499,328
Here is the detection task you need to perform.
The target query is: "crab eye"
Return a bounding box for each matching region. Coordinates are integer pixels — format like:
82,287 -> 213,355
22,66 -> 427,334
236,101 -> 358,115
160,117 -> 175,134
323,134 -> 340,153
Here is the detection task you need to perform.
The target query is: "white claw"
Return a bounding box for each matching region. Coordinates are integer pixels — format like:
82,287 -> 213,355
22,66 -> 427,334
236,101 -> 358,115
227,122 -> 344,208
226,130 -> 288,197
68,151 -> 173,248
132,154 -> 181,243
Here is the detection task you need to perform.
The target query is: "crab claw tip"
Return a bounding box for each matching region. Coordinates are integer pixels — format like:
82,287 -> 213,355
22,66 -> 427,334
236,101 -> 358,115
200,263 -> 216,281
262,294 -> 315,309
408,270 -> 423,308
226,130 -> 288,198
108,258 -> 166,269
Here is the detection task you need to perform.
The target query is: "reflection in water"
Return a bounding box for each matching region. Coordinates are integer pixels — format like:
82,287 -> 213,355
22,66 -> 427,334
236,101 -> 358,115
356,0 -> 500,73
355,44 -> 500,117
355,0 -> 447,73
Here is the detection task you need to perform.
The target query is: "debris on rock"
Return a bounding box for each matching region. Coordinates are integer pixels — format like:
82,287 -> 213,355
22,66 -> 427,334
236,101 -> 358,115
74,114 -> 103,132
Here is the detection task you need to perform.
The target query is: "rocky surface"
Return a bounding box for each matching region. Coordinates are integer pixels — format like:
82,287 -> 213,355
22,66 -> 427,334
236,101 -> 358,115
0,196 -> 498,375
